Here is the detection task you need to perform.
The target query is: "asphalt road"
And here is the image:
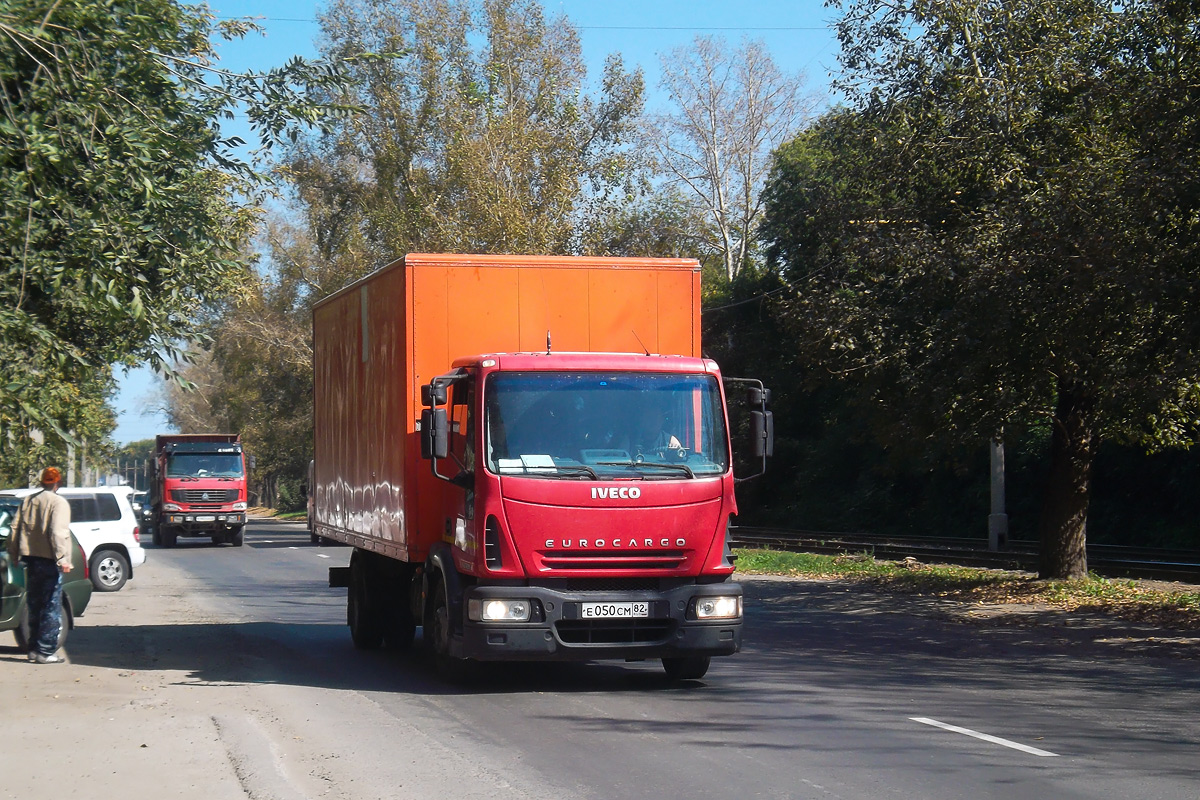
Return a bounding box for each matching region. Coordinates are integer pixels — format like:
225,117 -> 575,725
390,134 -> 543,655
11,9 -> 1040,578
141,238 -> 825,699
2,517 -> 1198,800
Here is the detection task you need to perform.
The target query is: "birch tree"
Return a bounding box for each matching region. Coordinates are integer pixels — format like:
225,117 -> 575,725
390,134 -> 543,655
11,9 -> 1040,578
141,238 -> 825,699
649,36 -> 811,283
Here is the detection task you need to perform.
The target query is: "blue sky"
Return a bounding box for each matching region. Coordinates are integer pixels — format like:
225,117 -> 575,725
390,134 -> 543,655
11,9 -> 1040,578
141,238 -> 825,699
111,0 -> 842,444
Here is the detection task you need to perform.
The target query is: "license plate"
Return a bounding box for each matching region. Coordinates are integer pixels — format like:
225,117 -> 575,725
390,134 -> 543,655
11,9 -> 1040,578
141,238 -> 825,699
195,515 -> 216,522
580,601 -> 650,619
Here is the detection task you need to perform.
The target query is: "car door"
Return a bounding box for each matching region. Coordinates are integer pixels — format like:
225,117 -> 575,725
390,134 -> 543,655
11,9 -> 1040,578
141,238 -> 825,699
64,494 -> 102,560
0,508 -> 25,627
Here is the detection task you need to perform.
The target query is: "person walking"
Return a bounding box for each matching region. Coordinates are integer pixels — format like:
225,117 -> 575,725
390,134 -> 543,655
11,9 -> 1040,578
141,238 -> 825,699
6,467 -> 73,663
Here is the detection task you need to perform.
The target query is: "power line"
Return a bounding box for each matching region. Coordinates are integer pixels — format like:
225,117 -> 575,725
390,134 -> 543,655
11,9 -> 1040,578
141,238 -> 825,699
215,16 -> 834,32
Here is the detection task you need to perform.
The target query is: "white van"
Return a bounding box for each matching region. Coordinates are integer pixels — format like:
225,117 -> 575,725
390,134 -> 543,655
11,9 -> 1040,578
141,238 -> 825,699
1,486 -> 146,592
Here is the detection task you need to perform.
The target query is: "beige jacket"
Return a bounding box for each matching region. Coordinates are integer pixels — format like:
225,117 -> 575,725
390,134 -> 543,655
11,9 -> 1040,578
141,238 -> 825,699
7,489 -> 73,568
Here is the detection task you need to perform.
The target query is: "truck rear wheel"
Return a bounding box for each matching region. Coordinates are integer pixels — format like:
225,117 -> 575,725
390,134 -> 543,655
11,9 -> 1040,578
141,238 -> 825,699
662,656 -> 710,680
348,551 -> 384,649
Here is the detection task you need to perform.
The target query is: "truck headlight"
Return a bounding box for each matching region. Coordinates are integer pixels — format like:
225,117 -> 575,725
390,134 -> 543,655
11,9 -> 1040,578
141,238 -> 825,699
232,502 -> 247,511
468,598 -> 532,622
163,503 -> 182,512
694,595 -> 741,620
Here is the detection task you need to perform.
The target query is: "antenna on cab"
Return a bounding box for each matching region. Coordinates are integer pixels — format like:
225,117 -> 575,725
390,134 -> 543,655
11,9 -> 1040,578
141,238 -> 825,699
631,330 -> 651,356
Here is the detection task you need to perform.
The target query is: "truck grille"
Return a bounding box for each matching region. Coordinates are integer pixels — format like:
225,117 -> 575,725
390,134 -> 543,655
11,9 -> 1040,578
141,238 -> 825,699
562,578 -> 662,592
556,619 -> 673,645
171,489 -> 239,504
539,551 -> 686,571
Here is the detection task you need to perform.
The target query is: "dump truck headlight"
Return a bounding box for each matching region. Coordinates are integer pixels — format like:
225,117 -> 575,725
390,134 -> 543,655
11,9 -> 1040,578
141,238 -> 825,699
468,598 -> 532,622
232,502 -> 247,511
694,595 -> 741,619
163,503 -> 182,512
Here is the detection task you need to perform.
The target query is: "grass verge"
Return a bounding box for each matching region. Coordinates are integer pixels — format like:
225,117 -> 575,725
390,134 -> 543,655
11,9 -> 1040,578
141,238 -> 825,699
734,548 -> 1200,630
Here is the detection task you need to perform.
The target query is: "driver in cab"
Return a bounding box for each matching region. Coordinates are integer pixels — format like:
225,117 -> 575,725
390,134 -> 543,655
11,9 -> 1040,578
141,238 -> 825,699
632,404 -> 683,456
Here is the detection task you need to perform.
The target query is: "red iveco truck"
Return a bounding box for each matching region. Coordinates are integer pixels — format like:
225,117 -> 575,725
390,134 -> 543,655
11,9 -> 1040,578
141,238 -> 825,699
312,253 -> 772,679
149,434 -> 249,548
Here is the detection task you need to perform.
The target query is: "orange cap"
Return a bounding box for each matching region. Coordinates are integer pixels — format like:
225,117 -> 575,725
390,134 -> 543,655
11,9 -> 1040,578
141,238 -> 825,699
40,467 -> 62,485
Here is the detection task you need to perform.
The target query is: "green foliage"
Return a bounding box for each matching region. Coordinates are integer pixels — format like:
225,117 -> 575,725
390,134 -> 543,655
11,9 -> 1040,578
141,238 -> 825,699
0,0 -> 347,475
275,476 -> 306,514
760,0 -> 1200,577
288,0 -> 645,260
175,0 -> 653,499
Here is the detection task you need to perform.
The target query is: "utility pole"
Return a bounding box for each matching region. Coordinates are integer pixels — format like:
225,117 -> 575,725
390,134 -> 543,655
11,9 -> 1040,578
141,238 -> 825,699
988,437 -> 1009,551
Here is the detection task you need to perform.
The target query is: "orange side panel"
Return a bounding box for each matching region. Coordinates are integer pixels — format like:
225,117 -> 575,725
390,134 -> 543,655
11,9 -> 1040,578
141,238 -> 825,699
518,267 -> 592,351
314,253 -> 703,564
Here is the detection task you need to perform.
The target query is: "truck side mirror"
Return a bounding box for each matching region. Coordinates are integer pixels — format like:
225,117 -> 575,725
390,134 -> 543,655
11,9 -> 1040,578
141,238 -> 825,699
751,410 -> 775,458
421,408 -> 449,460
746,387 -> 772,406
422,383 -> 448,406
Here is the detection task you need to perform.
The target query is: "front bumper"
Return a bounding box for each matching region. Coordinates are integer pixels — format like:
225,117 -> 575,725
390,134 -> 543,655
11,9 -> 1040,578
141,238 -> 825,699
450,582 -> 742,662
161,512 -> 246,534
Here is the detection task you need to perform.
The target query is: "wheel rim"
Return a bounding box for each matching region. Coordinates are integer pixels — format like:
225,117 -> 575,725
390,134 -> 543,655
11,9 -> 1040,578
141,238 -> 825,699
96,557 -> 122,587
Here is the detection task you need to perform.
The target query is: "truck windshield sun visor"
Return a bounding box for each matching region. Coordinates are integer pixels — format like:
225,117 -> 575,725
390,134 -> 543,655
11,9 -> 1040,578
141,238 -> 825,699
484,371 -> 729,479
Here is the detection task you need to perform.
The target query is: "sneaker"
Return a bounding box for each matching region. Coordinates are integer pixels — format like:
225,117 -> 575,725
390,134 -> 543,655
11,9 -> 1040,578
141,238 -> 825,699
34,653 -> 64,664
27,651 -> 37,662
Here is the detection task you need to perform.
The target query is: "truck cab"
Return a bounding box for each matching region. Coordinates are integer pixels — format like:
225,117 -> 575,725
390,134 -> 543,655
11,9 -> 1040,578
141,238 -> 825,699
413,353 -> 766,678
151,437 -> 249,547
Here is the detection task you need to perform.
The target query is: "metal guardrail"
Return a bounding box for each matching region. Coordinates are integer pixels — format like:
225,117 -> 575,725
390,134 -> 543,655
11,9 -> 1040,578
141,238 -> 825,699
730,526 -> 1200,583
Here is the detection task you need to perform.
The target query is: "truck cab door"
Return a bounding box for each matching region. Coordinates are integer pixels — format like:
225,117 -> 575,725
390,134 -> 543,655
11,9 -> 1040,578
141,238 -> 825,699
443,378 -> 480,568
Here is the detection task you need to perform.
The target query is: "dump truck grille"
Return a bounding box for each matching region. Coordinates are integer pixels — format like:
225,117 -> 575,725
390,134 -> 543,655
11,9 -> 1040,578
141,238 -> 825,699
171,489 -> 240,503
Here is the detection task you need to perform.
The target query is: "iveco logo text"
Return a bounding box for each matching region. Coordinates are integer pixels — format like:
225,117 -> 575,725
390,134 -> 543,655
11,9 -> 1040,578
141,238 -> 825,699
591,487 -> 641,499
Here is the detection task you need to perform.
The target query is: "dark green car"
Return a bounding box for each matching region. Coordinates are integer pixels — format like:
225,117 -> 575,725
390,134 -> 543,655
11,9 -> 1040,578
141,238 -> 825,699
0,496 -> 93,651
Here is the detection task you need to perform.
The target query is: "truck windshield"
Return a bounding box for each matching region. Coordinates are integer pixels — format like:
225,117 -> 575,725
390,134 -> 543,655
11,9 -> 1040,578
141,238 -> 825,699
166,453 -> 244,478
484,372 -> 729,479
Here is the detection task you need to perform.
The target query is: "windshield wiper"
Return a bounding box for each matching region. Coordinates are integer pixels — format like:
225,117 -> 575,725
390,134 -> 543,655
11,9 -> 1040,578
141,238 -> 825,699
548,464 -> 600,479
596,461 -> 695,478
499,464 -> 600,479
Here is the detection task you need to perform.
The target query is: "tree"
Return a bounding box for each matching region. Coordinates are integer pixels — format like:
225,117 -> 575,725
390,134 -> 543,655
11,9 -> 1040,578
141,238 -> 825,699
648,35 -> 811,283
285,0 -> 645,259
170,0 -> 649,504
0,0 -> 346,474
761,1 -> 1200,578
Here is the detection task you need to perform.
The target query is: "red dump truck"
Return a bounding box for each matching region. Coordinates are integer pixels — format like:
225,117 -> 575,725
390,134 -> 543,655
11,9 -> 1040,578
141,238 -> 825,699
312,253 -> 772,679
149,434 -> 249,547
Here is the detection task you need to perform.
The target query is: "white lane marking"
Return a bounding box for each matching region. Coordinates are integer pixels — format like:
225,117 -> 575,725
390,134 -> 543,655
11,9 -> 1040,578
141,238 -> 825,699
316,553 -> 331,559
911,717 -> 1059,757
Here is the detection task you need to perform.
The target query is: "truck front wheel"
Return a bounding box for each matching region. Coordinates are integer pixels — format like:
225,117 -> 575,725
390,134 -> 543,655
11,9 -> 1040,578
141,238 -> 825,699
662,656 -> 710,680
230,526 -> 244,547
424,580 -> 452,660
423,580 -> 469,679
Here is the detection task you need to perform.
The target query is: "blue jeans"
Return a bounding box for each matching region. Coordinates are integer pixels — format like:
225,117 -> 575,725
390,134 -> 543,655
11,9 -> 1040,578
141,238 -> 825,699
22,557 -> 64,656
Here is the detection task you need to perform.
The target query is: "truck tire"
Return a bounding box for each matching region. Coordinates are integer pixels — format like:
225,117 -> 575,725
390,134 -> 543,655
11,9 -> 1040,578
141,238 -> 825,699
230,527 -> 244,547
14,597 -> 72,652
161,527 -> 178,548
383,578 -> 416,651
90,549 -> 129,592
662,656 -> 710,680
423,579 -> 471,680
348,552 -> 384,650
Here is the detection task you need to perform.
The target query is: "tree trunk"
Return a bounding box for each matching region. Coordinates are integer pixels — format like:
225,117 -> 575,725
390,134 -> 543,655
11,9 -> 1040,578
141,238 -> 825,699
1037,382 -> 1098,580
